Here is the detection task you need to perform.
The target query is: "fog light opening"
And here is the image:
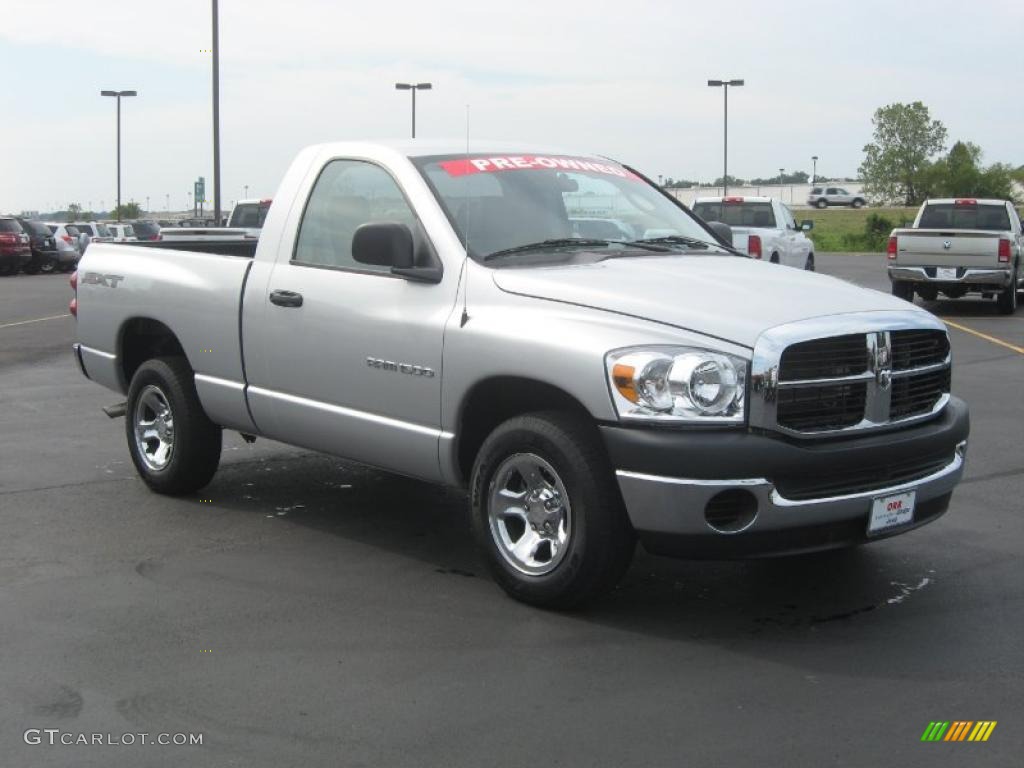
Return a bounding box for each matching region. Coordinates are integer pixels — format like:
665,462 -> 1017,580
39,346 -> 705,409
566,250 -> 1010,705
704,489 -> 758,534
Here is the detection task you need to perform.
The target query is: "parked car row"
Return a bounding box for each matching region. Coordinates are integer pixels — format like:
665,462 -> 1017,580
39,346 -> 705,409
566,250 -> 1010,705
1,216 -> 78,275
0,216 -> 167,277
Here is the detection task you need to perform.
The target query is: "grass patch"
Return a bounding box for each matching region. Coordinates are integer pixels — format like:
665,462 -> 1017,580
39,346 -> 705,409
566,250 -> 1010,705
797,207 -> 918,253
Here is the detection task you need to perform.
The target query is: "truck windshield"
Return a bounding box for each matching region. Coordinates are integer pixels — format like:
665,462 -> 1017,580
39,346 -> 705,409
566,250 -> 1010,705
692,201 -> 776,228
412,153 -> 723,262
919,203 -> 1010,231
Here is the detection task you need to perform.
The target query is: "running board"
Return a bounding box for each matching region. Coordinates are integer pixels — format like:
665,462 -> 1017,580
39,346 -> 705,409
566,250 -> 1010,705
103,402 -> 128,418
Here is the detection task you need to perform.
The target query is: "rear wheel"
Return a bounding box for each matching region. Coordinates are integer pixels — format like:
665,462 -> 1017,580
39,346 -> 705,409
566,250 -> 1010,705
770,253 -> 780,264
0,263 -> 17,277
816,199 -> 828,209
996,269 -> 1018,314
852,198 -> 865,209
470,411 -> 635,609
891,281 -> 914,302
38,256 -> 58,274
125,356 -> 222,494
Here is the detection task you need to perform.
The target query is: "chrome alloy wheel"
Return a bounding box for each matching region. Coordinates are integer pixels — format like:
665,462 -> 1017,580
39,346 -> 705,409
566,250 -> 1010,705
488,453 -> 572,576
133,384 -> 175,471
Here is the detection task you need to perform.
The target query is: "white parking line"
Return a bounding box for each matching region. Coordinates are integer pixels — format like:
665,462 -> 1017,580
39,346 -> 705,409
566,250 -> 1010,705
0,313 -> 71,330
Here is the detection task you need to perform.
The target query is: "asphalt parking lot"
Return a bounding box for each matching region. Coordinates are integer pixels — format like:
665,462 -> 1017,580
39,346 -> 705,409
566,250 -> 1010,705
1,253 -> 1021,767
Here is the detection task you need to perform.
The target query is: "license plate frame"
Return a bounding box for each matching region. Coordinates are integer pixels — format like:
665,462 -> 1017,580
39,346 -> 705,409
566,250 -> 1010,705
936,267 -> 957,281
868,491 -> 916,535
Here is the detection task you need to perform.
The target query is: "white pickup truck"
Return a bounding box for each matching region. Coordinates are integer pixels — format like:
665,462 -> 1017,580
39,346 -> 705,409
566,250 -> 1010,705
70,140 -> 969,608
159,199 -> 271,243
888,198 -> 1023,314
691,196 -> 815,270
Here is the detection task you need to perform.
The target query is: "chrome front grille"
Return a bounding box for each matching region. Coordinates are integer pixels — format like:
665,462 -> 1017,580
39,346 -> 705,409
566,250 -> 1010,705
750,312 -> 951,438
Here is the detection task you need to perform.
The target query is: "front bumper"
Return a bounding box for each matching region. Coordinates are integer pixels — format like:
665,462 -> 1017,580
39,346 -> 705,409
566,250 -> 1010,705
888,265 -> 1011,287
601,396 -> 969,558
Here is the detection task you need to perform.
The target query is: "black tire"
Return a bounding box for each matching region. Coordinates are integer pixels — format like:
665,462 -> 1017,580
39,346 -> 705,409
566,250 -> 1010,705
852,198 -> 865,209
22,263 -> 40,275
0,263 -> 17,276
125,356 -> 222,494
815,199 -> 828,209
996,269 -> 1018,314
38,256 -> 58,274
891,281 -> 914,302
470,411 -> 635,609
770,253 -> 780,264
804,253 -> 815,271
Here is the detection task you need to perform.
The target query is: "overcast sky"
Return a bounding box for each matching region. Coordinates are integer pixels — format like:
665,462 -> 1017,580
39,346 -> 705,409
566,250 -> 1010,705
2,0 -> 1022,213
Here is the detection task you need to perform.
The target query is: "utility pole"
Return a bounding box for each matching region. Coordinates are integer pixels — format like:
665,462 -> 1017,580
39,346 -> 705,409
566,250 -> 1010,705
212,0 -> 222,225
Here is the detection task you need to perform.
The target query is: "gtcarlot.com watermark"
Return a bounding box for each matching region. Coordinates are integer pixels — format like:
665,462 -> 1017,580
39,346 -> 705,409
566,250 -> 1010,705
24,729 -> 203,747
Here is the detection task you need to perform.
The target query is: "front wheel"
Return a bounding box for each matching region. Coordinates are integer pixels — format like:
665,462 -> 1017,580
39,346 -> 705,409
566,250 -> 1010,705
804,253 -> 815,271
891,281 -> 914,302
470,411 -> 635,609
815,199 -> 828,209
996,269 -> 1018,314
125,356 -> 222,494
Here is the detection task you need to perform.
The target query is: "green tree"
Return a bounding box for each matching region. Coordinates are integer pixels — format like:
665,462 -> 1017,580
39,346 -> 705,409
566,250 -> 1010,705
112,202 -> 142,220
859,102 -> 947,205
923,141 -> 1017,200
711,174 -> 746,187
67,203 -> 82,219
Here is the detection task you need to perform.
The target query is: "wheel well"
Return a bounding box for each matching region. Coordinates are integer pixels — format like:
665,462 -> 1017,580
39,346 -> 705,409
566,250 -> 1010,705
119,318 -> 186,387
455,376 -> 593,483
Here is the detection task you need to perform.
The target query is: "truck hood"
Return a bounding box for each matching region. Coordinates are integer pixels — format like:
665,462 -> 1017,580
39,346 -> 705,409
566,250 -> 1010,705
492,255 -> 925,348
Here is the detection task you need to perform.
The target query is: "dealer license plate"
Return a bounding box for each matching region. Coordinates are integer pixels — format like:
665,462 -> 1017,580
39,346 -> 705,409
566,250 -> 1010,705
868,491 -> 915,535
936,267 -> 957,281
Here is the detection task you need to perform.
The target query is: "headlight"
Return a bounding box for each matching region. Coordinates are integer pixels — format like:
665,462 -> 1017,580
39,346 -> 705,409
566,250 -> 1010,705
607,346 -> 747,424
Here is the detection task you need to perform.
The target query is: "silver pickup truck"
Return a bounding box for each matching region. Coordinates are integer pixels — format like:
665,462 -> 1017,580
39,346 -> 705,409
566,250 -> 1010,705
71,141 -> 970,608
888,198 -> 1023,314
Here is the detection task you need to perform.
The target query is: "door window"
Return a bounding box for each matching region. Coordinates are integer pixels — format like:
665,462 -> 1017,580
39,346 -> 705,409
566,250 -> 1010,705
293,160 -> 418,272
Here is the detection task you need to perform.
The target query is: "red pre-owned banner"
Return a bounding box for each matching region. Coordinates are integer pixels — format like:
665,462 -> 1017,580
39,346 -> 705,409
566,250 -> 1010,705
439,155 -> 639,180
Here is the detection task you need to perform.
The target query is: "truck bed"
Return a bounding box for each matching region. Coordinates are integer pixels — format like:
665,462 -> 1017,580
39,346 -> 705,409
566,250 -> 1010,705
132,239 -> 259,258
75,244 -> 256,432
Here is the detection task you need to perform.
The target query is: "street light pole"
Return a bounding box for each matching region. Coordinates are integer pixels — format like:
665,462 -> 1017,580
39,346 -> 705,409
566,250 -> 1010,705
100,89 -> 137,221
811,155 -> 818,186
212,0 -> 222,226
707,79 -> 743,196
395,82 -> 433,138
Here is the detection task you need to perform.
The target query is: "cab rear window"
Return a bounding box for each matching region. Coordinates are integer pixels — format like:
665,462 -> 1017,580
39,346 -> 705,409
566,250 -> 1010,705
693,202 -> 776,228
919,204 -> 1010,231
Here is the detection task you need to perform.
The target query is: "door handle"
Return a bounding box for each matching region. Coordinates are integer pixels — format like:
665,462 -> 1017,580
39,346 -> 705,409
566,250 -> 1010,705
269,289 -> 303,308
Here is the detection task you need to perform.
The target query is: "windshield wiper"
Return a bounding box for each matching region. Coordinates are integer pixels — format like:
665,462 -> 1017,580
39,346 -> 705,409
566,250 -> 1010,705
630,235 -> 741,255
484,239 -> 612,261
484,238 -> 674,261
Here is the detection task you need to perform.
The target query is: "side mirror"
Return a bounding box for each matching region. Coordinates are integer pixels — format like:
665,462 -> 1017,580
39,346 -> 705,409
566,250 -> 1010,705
707,220 -> 733,246
800,220 -> 814,231
352,222 -> 414,269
